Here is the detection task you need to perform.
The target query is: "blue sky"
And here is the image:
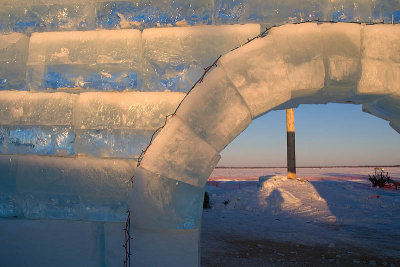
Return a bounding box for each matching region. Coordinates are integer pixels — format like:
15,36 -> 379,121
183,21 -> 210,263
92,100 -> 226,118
218,103 -> 400,167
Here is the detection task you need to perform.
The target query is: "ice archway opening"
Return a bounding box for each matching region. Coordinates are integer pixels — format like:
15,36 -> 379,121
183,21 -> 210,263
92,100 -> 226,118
130,22 -> 400,266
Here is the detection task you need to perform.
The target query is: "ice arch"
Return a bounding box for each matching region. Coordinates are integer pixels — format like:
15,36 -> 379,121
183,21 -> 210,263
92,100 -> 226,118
131,22 -> 400,266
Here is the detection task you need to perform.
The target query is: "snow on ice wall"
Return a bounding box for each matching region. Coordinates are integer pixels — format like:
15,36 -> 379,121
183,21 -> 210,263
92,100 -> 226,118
131,22 -> 400,266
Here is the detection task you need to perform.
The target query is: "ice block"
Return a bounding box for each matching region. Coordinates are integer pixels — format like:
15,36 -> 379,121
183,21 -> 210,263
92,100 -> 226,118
142,24 -> 260,92
6,126 -> 75,156
131,167 -> 204,230
73,91 -> 185,130
74,129 -> 153,158
0,32 -> 29,90
132,227 -> 200,267
15,155 -> 135,221
0,0 -> 95,33
0,91 -> 77,126
140,116 -> 220,187
358,24 -> 400,97
219,32 -> 292,117
175,67 -> 252,152
27,29 -> 142,91
320,23 -> 361,102
95,0 -> 213,29
0,155 -> 20,217
215,0 -> 325,24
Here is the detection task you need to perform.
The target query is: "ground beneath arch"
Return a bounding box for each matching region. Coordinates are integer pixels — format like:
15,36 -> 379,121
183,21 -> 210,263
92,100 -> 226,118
201,167 -> 400,266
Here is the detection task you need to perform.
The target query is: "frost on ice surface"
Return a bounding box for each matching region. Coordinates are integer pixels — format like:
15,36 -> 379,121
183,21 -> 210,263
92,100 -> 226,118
0,91 -> 77,126
140,116 -> 220,187
176,67 -> 252,152
27,29 -> 142,91
142,24 -> 260,92
73,92 -> 184,130
0,32 -> 29,90
131,167 -> 204,230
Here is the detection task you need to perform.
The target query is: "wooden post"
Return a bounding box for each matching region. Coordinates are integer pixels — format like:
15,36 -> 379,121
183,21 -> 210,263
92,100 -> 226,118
286,108 -> 296,179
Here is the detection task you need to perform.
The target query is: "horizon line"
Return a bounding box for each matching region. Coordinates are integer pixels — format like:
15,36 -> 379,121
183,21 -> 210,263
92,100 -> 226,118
216,165 -> 400,169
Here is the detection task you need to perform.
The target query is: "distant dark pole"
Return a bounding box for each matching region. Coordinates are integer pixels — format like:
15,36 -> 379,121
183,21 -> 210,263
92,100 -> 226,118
286,108 -> 296,179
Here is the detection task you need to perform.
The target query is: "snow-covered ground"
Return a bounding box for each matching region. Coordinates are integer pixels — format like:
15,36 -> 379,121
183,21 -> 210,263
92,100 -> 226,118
201,167 -> 400,266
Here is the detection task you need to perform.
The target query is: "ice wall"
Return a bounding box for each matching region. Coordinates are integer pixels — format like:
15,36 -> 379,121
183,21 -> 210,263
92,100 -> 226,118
0,0 -> 399,33
0,91 -> 184,158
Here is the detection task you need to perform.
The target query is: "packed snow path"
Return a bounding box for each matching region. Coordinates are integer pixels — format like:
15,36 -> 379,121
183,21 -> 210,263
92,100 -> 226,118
131,22 -> 400,266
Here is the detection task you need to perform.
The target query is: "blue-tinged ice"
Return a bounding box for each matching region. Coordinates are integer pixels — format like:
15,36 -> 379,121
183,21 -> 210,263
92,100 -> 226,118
40,66 -> 139,91
27,29 -> 142,91
0,155 -> 20,218
215,0 -> 324,25
74,129 -> 153,158
0,32 -> 29,90
96,0 -> 213,30
6,126 -> 75,156
0,1 -> 95,33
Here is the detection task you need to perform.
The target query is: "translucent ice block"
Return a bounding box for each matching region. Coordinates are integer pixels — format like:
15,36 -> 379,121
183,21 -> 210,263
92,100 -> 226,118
140,116 -> 220,187
15,155 -> 135,221
371,1 -> 400,23
328,0 -> 373,22
215,0 -> 324,25
271,23 -> 324,96
176,67 -> 252,152
131,167 -> 204,230
142,24 -> 260,92
0,155 -> 20,217
358,25 -> 400,96
73,92 -> 185,130
0,91 -> 77,126
80,195 -> 129,221
6,126 -> 75,156
27,29 -> 142,91
0,219 -> 109,267
0,127 -> 5,153
132,227 -> 200,267
320,23 -> 361,102
74,129 -> 153,158
0,0 -> 95,33
219,33 -> 292,117
0,32 -> 29,90
95,0 -> 213,29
